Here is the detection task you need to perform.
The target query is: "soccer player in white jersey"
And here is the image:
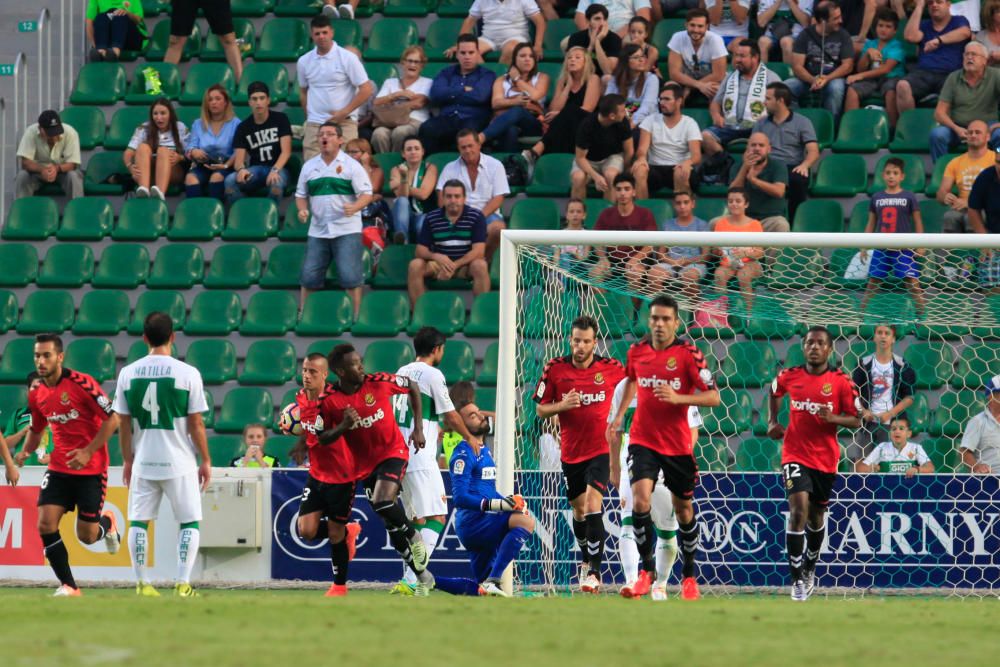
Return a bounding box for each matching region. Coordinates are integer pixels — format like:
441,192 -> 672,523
112,312 -> 212,597
391,327 -> 481,595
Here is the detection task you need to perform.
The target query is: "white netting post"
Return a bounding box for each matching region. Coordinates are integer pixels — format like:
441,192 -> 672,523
496,231 -> 519,596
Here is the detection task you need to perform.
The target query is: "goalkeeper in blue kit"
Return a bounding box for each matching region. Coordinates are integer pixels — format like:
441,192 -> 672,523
433,397 -> 535,597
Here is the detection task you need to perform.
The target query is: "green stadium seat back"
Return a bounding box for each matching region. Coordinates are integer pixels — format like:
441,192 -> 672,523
363,340 -> 415,374
0,291 -> 17,334
766,247 -> 826,289
304,341 -> 347,360
809,294 -> 860,337
331,20 -> 362,50
847,200 -> 868,234
201,391 -> 216,430
168,198 -> 225,240
888,109 -> 936,153
651,19 -> 686,59
240,340 -> 298,385
929,391 -> 983,438
918,199 -> 947,235
920,437 -> 962,473
256,18 -> 310,61
509,199 -> 560,231
526,153 -> 575,196
372,245 -> 416,289
106,107 -> 150,150
742,298 -> 800,339
265,436 -> 298,465
914,292 -> 971,340
278,201 -> 310,240
477,341 -> 500,386
364,19 -> 419,61
186,340 -> 238,385
124,63 -> 182,104
126,341 -> 179,366
73,290 -> 130,335
261,245 -> 307,290
37,244 -> 95,288
383,0 -> 434,17
147,243 -> 204,289
720,341 -> 778,388
296,291 -> 354,335
64,339 -> 117,383
439,341 -> 475,384
903,342 -> 955,390
474,387 -> 496,413
703,389 -> 753,436
693,197 -> 726,223
208,435 -> 244,462
17,291 -> 75,334
93,244 -> 149,289
736,437 -> 782,471
542,18 -> 577,60
234,63 -> 289,103
180,63 -> 236,105
464,292 -> 500,337
114,198 -> 169,241
794,198 -> 844,233
84,151 -> 130,195
797,108 -> 834,149
425,18 -> 466,60
0,385 -> 29,422
437,0 -> 473,16
364,62 -> 398,91
868,154 -> 926,195
352,291 -> 411,336
60,107 -> 106,149
202,19 -> 256,61
204,244 -> 262,289
0,339 -> 38,383
0,244 -> 38,287
953,344 -> 1000,389
70,63 -> 127,104
427,151 -> 459,174
106,436 -> 124,466
765,62 -> 791,79
241,291 -> 298,335
3,197 -> 59,240
752,394 -> 788,435
224,198 -> 280,240
145,20 -> 201,60
409,291 -> 466,335
230,0 -> 275,16
185,291 -> 242,335
695,437 -> 731,471
57,197 -> 114,241
860,293 -> 915,337
832,109 -> 889,153
925,154 -> 962,197
810,154 -> 867,197
908,392 -> 931,435
129,291 -> 186,335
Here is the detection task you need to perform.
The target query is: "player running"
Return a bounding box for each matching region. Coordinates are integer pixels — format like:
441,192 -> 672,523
391,327 -> 480,595
768,326 -> 861,602
113,312 -> 212,598
13,334 -> 120,596
319,344 -> 436,595
293,352 -> 361,597
609,295 -> 720,600
534,315 -> 625,594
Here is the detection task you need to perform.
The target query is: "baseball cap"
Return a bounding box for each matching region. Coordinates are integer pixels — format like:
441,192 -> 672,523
984,374 -> 1000,395
38,110 -> 64,136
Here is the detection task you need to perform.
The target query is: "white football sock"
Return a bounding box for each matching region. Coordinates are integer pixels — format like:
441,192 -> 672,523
655,534 -> 678,584
128,524 -> 149,584
619,522 -> 640,584
403,523 -> 443,585
177,526 -> 200,584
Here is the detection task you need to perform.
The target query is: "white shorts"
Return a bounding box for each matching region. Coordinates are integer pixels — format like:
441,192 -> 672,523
481,27 -> 529,51
129,474 -> 203,524
401,468 -> 448,519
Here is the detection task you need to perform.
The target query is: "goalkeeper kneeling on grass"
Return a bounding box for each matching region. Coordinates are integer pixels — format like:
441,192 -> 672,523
433,399 -> 534,597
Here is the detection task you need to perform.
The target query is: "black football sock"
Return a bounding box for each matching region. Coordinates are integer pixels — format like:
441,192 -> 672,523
787,530 -> 806,581
805,525 -> 825,571
95,513 -> 112,542
678,519 -> 699,580
632,511 -> 655,574
373,500 -> 420,570
585,512 -> 605,576
41,532 -> 76,589
572,518 -> 588,562
330,538 -> 349,585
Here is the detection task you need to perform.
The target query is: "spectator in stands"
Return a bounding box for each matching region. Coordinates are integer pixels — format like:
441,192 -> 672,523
654,0 -> 699,22
296,122 -> 373,320
408,180 -> 491,305
165,0 -> 242,83
753,81 -> 819,221
844,7 -> 905,121
225,82 -> 293,205
712,187 -> 765,312
322,0 -> 360,20
632,83 -> 701,199
420,34 -> 497,154
86,0 -> 148,62
124,98 -> 189,200
961,374 -> 1000,473
703,0 -> 752,49
553,199 -> 591,271
288,439 -> 309,468
667,8 -> 729,106
450,0 -> 546,65
15,110 -> 83,200
591,174 -> 655,292
648,190 -> 710,301
371,46 -> 433,154
572,93 -> 634,201
480,43 -> 550,152
937,120 -> 993,232
575,0 -> 651,38
854,416 -> 934,475
345,138 -> 389,238
892,0 -> 972,124
968,143 -> 1000,292
184,84 -> 240,201
346,138 -> 384,197
929,41 -> 1000,161
977,0 -> 1000,65
607,44 -> 659,140
298,15 -> 374,158
1,373 -> 51,467
624,16 -> 660,72
729,132 -> 790,233
231,424 -> 280,468
390,137 -> 439,244
756,0 -> 812,64
437,130 -> 511,261
567,4 -> 623,78
850,324 -> 916,454
702,39 -> 779,158
784,1 -> 855,121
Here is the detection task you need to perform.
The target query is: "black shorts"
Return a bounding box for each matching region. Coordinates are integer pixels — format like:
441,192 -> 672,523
561,454 -> 610,501
782,461 -> 837,507
627,444 -> 698,500
299,475 -> 355,524
647,164 -> 700,194
362,457 -> 408,498
37,470 -> 108,522
170,0 -> 234,37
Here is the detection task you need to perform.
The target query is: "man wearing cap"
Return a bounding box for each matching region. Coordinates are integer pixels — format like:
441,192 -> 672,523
15,110 -> 83,199
959,375 -> 1000,474
967,141 -> 1000,294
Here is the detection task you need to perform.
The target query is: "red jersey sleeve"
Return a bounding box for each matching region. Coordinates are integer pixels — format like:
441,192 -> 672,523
838,371 -> 861,417
533,359 -> 561,405
69,371 -> 113,421
683,342 -> 715,391
771,368 -> 789,398
625,345 -> 638,381
367,373 -> 411,397
28,389 -> 46,434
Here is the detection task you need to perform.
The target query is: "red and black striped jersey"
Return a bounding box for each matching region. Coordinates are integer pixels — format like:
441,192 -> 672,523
29,368 -> 112,476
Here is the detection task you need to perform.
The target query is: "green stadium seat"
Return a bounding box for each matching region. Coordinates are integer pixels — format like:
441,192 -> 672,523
306,340 -> 349,358
265,435 -> 298,465
0,339 -> 37,383
918,199 -> 947,235
810,154 -> 867,196
186,340 -> 238,385
372,245 -> 415,289
70,63 -> 127,105
860,293 -> 915,337
200,391 -> 216,430
202,19 -> 256,61
144,20 -> 201,60
908,392 -> 931,435
0,291 -> 15,334
542,18 -> 576,60
73,290 -> 130,335
352,291 -> 410,336
296,291 -> 354,335
509,199 -> 560,231
113,198 -> 169,241
797,108 -> 834,150
363,340 -> 415,374
526,154 -> 575,196
914,293 -> 971,339
742,299 -> 800,339
847,200 -> 868,234
234,63 -> 289,103
464,292 -> 500,337
241,292 -> 298,335
425,18 -> 465,60
129,291 -> 186,335
204,244 -> 262,289
17,291 -> 75,334
185,291 -> 243,335
93,244 -> 149,289
693,197 -> 726,223
126,341 -> 179,366
920,437 -> 962,473
720,341 -> 778,388
84,152 -> 131,195
364,62 -> 398,90
652,19 -> 686,60
147,244 -> 204,289
124,63 -> 181,104
60,107 -> 106,149
231,0 -> 275,16
703,389 -> 753,436
330,20 -> 362,51
278,203 -> 309,240
224,199 -> 280,240
2,197 -> 58,240
473,386 -> 496,412
868,154 -> 926,195
888,109 -> 936,153
952,344 -> 1000,389
106,107 -> 149,150
766,247 -> 826,289
427,151 -> 459,174
439,340 -> 475,383
64,339 -> 117,383
240,340 -> 297,385
274,0 -> 322,16
408,292 -> 466,335
735,437 -> 782,472
168,198 -> 225,241
903,343 -> 955,390
365,19 -> 419,61
57,197 -> 114,241
0,244 -> 38,287
810,294 -> 860,337
180,63 -> 236,105
929,391 -> 982,438
477,341 -> 500,386
0,385 -> 29,418
260,245 -> 306,290
793,198 -> 844,233
437,0 -> 473,16
695,437 -> 732,471
765,62 -> 792,79
752,394 -> 788,436
208,435 -> 244,463
37,244 -> 95,288
925,153 -> 961,196
256,18 -> 310,61
384,0 -> 434,16
831,109 -> 889,153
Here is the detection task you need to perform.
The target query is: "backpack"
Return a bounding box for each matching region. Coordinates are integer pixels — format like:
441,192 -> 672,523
700,151 -> 734,186
501,153 -> 528,188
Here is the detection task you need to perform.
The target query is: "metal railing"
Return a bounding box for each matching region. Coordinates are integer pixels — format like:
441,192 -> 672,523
1,97 -> 6,227
37,9 -> 53,112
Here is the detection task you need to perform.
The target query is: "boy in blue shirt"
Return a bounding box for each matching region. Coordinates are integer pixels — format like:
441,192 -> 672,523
844,8 -> 905,121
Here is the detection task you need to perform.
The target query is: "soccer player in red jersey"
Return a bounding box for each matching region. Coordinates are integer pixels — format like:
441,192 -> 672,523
768,326 -> 862,602
318,344 -> 437,594
12,334 -> 121,596
534,315 -> 625,594
609,295 -> 720,600
292,353 -> 361,597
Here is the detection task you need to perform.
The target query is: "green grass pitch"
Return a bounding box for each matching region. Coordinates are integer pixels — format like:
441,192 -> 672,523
2,589 -> 999,666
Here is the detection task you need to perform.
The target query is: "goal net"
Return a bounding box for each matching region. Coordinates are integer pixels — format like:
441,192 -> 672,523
495,229 -> 1000,597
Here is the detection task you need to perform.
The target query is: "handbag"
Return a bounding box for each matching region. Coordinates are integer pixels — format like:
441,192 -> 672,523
373,80 -> 415,129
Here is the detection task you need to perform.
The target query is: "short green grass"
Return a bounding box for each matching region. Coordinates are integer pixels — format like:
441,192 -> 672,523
2,589 -> 998,667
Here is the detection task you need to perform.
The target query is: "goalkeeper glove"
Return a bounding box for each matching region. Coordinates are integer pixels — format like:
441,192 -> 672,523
482,494 -> 526,514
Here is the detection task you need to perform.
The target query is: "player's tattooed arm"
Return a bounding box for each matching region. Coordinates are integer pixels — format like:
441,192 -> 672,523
318,407 -> 360,444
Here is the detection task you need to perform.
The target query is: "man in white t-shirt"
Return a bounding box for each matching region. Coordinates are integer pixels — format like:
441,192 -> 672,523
575,0 -> 651,38
667,8 -> 729,105
632,82 -> 702,198
854,416 -> 934,477
297,15 -> 374,158
113,312 -> 211,598
703,0 -> 752,48
391,327 -> 482,595
454,0 -> 547,64
850,324 -> 917,458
